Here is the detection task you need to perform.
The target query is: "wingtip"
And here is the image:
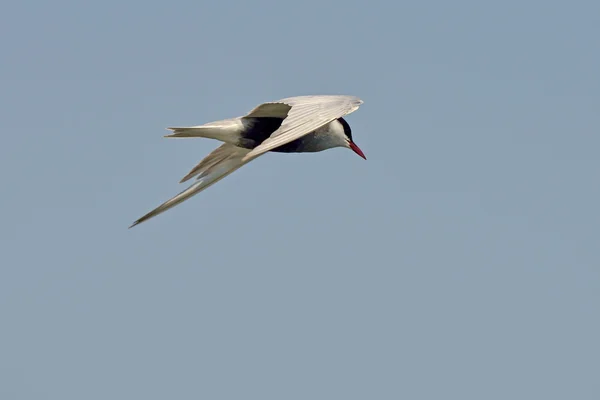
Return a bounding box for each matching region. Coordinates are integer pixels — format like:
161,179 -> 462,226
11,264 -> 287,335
129,217 -> 146,229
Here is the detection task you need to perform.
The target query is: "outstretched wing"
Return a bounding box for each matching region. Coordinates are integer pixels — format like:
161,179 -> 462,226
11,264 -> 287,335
241,95 -> 363,162
129,144 -> 253,228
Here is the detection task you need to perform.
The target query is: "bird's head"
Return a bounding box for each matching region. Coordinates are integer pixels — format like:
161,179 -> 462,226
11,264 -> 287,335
338,117 -> 366,160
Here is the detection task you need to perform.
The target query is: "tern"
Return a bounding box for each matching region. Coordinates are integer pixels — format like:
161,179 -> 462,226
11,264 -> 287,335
130,94 -> 365,228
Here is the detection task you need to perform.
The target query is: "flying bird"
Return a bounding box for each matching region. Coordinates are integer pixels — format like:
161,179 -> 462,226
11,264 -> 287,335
130,94 -> 365,228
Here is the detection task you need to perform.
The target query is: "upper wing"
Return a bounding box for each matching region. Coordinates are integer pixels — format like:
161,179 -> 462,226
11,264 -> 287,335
245,102 -> 291,118
241,95 -> 363,162
129,143 -> 254,228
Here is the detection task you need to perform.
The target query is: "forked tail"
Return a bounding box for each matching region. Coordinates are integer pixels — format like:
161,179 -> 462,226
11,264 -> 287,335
164,118 -> 244,144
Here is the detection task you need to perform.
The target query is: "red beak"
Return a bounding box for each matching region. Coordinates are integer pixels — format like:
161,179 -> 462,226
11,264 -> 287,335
349,141 -> 366,160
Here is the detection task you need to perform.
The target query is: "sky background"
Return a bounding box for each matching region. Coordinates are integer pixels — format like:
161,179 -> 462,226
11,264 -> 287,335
1,0 -> 599,399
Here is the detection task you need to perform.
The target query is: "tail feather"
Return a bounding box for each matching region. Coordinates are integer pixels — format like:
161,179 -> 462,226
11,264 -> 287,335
129,144 -> 252,228
164,118 -> 243,144
164,127 -> 209,138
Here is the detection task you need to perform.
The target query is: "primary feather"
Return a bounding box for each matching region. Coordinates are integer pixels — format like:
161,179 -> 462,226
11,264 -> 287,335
129,144 -> 251,228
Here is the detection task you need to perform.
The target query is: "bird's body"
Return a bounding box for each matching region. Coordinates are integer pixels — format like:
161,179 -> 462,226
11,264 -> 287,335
130,95 -> 365,228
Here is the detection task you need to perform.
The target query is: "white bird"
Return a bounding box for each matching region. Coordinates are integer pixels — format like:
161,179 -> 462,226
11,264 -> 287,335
130,94 -> 365,228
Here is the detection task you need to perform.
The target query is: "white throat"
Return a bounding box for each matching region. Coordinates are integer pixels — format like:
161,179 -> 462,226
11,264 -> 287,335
298,119 -> 349,152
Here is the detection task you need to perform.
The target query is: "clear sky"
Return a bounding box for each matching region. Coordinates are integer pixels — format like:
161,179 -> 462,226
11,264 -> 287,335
1,0 -> 599,399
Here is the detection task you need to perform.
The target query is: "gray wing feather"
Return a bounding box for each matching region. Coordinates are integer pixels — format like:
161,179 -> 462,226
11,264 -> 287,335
179,143 -> 247,183
129,144 -> 253,228
241,95 -> 363,161
245,102 -> 291,118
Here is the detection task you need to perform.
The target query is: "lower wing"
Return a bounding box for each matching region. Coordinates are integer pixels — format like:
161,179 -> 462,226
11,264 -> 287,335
130,144 -> 253,228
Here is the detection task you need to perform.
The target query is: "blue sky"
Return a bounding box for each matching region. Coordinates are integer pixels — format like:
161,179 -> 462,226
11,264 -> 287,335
1,0 -> 599,399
